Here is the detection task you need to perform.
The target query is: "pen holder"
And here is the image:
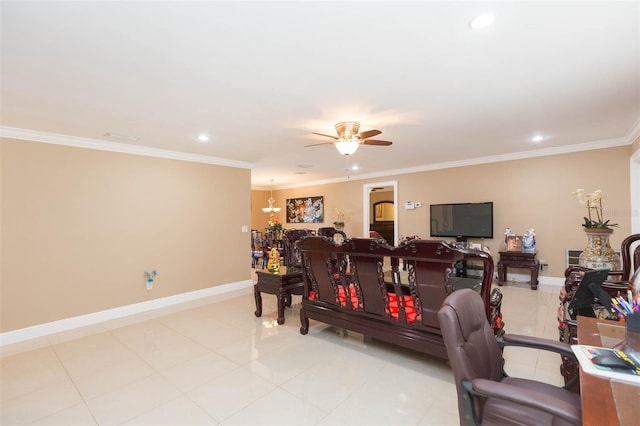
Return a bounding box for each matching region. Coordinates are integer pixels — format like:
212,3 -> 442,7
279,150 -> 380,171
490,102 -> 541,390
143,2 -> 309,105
627,312 -> 640,352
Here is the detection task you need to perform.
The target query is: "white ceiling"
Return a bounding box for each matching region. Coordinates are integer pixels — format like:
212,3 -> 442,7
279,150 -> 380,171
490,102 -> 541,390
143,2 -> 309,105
1,1 -> 639,189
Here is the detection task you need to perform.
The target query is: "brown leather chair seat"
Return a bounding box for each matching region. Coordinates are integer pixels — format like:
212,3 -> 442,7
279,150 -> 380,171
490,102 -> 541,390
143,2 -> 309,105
438,289 -> 581,425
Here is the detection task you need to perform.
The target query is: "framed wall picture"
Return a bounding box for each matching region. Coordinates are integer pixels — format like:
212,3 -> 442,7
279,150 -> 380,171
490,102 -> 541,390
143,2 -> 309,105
506,235 -> 523,252
375,203 -> 383,221
373,201 -> 394,222
286,196 -> 324,223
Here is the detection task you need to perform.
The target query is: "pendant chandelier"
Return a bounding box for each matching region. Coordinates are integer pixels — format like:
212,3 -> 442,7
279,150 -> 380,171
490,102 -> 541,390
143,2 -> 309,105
262,179 -> 281,213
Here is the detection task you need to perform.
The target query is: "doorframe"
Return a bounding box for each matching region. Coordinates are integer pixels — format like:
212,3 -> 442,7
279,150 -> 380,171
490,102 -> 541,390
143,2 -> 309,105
363,180 -> 398,244
631,149 -> 640,234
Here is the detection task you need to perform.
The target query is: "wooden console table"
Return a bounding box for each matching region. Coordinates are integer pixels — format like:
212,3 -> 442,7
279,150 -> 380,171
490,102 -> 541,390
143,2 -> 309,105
577,316 -> 638,426
254,267 -> 303,325
497,251 -> 540,290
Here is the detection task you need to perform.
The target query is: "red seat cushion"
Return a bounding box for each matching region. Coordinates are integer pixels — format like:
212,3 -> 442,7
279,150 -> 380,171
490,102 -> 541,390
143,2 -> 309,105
310,289 -> 418,321
388,293 -> 419,323
308,286 -> 360,309
337,285 -> 360,309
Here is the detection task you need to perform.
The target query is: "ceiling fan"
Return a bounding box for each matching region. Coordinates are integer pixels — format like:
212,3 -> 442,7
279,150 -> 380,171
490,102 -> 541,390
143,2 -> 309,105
306,121 -> 393,156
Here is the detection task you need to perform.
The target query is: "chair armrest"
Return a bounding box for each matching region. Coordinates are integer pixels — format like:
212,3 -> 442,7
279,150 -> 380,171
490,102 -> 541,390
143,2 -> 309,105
471,378 -> 582,425
499,334 -> 576,360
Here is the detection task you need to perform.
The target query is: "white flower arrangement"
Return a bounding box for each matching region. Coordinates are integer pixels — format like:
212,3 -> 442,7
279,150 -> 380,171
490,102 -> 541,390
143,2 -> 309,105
572,188 -> 618,229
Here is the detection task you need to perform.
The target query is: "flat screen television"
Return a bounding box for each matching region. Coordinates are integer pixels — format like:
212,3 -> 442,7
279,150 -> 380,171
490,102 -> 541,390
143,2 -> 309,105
430,202 -> 493,239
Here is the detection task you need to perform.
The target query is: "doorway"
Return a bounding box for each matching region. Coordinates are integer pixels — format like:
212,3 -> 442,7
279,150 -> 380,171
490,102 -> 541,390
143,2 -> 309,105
632,149 -> 640,234
362,181 -> 398,244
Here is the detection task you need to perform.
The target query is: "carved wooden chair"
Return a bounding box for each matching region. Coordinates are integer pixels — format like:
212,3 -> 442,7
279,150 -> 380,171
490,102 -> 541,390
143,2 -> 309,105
251,230 -> 268,269
557,234 -> 640,389
439,289 -> 581,426
317,227 -> 346,239
609,233 -> 640,282
282,229 -> 314,272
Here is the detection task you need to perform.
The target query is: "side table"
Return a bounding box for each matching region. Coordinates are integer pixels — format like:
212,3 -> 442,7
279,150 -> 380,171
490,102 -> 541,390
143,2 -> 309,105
254,268 -> 304,324
497,251 -> 540,290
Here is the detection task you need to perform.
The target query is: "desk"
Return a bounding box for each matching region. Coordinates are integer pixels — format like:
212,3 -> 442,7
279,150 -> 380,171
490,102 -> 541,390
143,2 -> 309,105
254,267 -> 303,325
497,251 -> 539,290
577,316 -> 638,426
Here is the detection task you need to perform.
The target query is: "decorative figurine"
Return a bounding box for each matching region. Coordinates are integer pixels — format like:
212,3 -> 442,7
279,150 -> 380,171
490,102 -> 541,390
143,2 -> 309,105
522,228 -> 536,253
267,247 -> 280,273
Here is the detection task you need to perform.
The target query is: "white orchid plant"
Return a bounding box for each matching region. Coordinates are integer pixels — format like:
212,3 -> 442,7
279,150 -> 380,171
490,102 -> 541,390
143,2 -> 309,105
572,188 -> 618,229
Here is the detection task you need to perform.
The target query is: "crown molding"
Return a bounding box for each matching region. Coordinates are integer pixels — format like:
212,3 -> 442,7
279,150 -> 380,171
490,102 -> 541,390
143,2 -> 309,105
627,117 -> 640,143
2,124 -> 634,190
0,127 -> 255,169
276,134 -> 633,190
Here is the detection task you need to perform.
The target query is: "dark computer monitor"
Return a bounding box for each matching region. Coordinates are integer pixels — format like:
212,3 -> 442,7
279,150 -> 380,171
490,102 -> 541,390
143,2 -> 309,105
568,269 -> 612,319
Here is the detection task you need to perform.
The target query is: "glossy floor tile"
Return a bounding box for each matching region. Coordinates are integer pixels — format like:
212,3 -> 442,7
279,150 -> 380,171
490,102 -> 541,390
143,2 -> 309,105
1,278 -> 565,425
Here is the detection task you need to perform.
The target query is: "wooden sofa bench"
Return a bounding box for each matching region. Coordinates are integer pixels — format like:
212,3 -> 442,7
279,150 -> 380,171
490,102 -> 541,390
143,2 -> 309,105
297,236 -> 503,359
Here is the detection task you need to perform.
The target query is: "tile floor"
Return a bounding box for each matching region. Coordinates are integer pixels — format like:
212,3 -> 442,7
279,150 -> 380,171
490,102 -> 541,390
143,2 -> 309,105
1,277 -> 564,425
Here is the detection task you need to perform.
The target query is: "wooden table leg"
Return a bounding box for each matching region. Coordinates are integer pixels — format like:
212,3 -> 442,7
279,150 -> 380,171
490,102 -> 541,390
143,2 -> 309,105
530,266 -> 539,290
497,262 -> 505,286
277,288 -> 286,324
254,284 -> 262,317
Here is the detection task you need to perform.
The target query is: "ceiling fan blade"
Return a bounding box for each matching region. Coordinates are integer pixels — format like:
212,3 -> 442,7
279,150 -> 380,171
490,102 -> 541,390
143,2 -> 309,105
304,142 -> 336,147
357,129 -> 382,139
363,139 -> 393,146
312,132 -> 339,140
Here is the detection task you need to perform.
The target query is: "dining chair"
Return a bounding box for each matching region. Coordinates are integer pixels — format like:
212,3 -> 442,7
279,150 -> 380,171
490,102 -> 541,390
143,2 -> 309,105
251,230 -> 268,269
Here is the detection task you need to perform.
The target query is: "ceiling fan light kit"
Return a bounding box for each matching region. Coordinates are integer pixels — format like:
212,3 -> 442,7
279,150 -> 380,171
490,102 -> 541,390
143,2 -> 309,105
335,121 -> 360,138
335,138 -> 361,156
307,121 -> 393,156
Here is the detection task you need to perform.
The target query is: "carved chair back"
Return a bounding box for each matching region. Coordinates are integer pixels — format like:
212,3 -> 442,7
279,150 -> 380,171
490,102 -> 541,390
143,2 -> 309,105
282,229 -> 314,271
620,233 -> 640,281
251,230 -> 268,268
297,237 -> 495,328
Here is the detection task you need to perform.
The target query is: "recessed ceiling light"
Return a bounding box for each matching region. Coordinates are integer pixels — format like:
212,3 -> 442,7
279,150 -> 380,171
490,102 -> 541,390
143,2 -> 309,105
197,134 -> 209,142
531,134 -> 545,143
470,13 -> 495,29
351,165 -> 359,171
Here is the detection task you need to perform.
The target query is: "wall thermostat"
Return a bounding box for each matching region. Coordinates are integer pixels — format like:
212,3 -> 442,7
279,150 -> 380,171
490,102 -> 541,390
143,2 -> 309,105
404,202 -> 415,210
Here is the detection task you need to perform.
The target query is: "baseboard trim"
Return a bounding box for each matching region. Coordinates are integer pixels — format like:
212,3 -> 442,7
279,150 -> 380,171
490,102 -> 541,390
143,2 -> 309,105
0,280 -> 254,347
502,272 -> 564,292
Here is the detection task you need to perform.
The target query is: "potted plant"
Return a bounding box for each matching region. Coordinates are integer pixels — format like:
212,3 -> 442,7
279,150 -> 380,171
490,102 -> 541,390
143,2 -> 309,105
572,188 -> 620,270
267,214 -> 283,238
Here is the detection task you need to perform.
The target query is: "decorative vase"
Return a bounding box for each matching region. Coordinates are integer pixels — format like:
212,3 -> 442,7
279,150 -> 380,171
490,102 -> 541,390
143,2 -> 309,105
522,235 -> 535,253
578,228 -> 621,270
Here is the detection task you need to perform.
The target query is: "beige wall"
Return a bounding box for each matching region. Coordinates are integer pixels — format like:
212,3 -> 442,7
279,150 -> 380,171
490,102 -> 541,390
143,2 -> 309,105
266,146 -> 632,278
1,138 -> 251,332
251,190 -> 271,231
